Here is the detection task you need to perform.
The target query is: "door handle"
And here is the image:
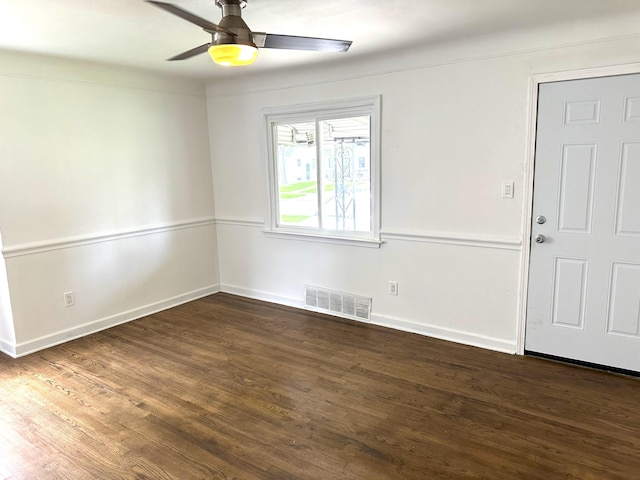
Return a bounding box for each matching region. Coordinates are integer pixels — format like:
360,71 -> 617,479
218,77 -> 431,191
534,234 -> 546,244
535,215 -> 547,224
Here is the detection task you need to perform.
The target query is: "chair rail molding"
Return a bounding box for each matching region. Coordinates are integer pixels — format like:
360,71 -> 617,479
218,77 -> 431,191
381,229 -> 522,250
2,217 -> 216,258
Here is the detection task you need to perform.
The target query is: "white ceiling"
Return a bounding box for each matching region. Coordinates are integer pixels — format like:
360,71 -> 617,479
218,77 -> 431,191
1,0 -> 640,81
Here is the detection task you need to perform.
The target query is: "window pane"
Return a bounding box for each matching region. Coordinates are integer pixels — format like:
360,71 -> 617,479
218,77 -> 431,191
319,116 -> 371,232
265,96 -> 380,243
275,122 -> 319,227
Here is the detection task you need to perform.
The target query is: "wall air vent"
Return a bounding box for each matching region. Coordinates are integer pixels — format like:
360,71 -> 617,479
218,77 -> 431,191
304,285 -> 371,322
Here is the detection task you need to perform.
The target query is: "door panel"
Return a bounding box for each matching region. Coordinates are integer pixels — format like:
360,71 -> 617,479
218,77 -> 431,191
615,143 -> 640,235
551,257 -> 588,330
557,144 -> 596,233
607,263 -> 640,338
625,96 -> 640,121
526,74 -> 640,372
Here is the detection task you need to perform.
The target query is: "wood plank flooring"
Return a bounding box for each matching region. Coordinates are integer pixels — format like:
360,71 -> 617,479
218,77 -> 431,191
1,293 -> 639,479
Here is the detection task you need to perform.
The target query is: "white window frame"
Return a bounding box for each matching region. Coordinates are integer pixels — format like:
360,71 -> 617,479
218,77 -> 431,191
263,95 -> 381,248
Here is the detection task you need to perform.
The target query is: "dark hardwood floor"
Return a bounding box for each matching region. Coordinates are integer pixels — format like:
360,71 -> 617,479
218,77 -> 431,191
1,293 -> 639,479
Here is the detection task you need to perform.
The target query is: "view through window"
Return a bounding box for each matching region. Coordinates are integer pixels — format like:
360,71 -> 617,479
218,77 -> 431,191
274,116 -> 371,233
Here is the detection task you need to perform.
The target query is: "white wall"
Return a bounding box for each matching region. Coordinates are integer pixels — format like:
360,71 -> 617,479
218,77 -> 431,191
0,52 -> 219,356
206,13 -> 640,353
0,231 -> 16,353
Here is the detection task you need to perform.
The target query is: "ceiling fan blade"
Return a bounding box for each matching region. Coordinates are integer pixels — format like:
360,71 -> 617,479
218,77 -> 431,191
253,33 -> 352,52
167,43 -> 211,61
146,1 -> 235,36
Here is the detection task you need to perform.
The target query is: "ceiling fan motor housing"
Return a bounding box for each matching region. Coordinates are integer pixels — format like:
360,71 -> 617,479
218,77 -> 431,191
213,0 -> 255,48
215,0 -> 247,12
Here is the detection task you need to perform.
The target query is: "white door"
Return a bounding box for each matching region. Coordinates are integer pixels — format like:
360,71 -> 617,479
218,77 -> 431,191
526,73 -> 640,372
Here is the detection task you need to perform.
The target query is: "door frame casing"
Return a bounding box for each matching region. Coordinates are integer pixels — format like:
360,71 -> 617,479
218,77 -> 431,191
516,62 -> 640,355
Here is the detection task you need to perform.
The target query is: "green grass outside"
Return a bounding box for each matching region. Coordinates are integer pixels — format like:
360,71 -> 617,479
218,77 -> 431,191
279,181 -> 336,195
281,215 -> 310,223
279,181 -> 316,193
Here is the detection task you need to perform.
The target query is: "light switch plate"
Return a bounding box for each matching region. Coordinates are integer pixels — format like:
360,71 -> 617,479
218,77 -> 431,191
502,181 -> 515,199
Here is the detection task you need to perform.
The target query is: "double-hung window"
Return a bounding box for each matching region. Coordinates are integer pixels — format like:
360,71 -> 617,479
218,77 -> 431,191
264,96 -> 381,246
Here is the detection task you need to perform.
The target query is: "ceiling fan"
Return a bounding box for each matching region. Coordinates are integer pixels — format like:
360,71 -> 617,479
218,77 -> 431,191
146,0 -> 352,66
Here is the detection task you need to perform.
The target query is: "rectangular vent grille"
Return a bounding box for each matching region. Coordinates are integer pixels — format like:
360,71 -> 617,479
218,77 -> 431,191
304,285 -> 371,322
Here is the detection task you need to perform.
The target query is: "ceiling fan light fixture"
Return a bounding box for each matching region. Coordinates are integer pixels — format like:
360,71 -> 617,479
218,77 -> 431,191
208,43 -> 258,66
147,0 -> 352,66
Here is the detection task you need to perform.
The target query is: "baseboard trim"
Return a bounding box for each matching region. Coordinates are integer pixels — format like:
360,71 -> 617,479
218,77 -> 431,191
369,313 -> 517,354
0,338 -> 16,358
8,284 -> 516,358
220,284 -> 517,354
12,284 -> 221,358
221,284 -> 304,310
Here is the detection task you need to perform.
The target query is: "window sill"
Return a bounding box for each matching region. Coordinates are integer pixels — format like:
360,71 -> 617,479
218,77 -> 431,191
263,229 -> 382,248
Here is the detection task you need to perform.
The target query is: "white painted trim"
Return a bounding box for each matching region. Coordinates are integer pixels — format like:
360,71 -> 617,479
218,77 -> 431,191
12,285 -> 220,358
261,95 -> 382,119
262,230 -> 383,248
516,75 -> 540,355
517,62 -> 640,356
214,217 -> 265,227
382,230 -> 522,250
221,284 -> 305,310
215,218 -> 522,250
262,95 -> 382,246
5,282 -> 517,357
369,313 -> 517,354
2,217 -> 216,258
0,338 -> 16,358
220,284 -> 516,354
215,217 -> 383,248
531,62 -> 640,84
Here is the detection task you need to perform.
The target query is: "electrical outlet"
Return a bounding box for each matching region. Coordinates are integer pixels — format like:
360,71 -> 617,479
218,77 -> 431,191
389,281 -> 398,296
63,291 -> 75,307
